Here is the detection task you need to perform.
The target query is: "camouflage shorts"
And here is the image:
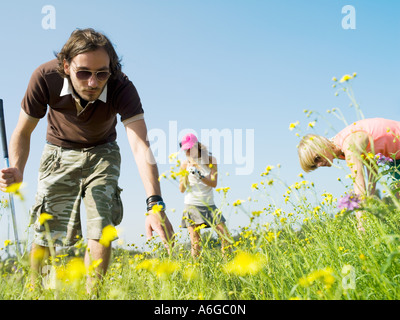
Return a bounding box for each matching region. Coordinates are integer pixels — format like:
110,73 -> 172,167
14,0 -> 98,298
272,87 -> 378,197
29,141 -> 123,247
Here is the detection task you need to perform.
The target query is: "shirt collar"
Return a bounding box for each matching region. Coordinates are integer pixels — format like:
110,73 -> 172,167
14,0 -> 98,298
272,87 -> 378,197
60,78 -> 107,103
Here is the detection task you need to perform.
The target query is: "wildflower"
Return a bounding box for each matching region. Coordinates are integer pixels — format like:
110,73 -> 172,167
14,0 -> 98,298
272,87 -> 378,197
339,74 -> 353,83
289,121 -> 299,131
136,258 -> 160,272
308,121 -> 316,128
57,257 -> 87,283
168,152 -> 179,162
321,192 -> 334,205
88,258 -> 103,273
4,182 -> 25,201
251,210 -> 263,217
39,213 -> 53,225
332,77 -> 337,82
261,165 -> 274,177
337,193 -> 361,211
99,225 -> 118,247
376,153 -> 393,165
183,268 -> 198,281
223,251 -> 265,276
4,240 -> 11,247
359,254 -> 366,260
155,260 -> 180,279
233,199 -> 245,206
299,267 -> 335,289
150,204 -> 164,213
194,224 -> 207,232
313,206 -> 321,214
4,182 -> 22,193
251,183 -> 258,190
265,231 -> 281,242
216,187 -> 230,194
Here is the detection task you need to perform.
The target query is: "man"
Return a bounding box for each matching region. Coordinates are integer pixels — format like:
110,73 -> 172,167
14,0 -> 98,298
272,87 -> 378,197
0,28 -> 174,289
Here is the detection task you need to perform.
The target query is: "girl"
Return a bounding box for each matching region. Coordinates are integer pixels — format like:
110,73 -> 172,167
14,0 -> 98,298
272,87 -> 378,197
298,118 -> 400,230
178,133 -> 231,258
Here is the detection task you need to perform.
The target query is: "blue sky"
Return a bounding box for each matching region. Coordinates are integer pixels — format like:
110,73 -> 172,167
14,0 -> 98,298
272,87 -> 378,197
0,1 -> 399,252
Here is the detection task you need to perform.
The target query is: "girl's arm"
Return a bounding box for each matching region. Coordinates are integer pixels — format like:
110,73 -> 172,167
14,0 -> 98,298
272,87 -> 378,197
342,131 -> 371,232
199,156 -> 218,188
343,131 -> 370,197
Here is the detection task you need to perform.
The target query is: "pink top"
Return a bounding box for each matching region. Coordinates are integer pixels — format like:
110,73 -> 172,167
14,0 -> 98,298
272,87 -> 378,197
333,118 -> 400,159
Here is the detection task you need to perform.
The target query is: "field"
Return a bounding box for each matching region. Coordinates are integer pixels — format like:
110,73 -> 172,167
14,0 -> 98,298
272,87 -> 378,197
1,161 -> 400,301
1,75 -> 400,300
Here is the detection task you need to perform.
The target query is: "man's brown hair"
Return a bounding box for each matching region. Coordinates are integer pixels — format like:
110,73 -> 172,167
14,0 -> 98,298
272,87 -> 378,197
56,28 -> 122,79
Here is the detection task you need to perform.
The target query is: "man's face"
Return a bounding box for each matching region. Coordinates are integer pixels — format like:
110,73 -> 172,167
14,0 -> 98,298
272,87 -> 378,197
64,48 -> 110,102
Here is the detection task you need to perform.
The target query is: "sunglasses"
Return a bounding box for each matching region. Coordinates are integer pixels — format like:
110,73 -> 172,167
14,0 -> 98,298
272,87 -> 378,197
71,65 -> 111,82
314,155 -> 321,164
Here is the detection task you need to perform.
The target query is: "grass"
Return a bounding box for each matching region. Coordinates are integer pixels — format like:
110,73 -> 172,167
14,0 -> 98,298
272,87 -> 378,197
1,171 -> 400,300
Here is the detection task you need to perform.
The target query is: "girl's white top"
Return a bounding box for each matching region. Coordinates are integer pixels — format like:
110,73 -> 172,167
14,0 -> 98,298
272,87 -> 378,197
184,160 -> 215,206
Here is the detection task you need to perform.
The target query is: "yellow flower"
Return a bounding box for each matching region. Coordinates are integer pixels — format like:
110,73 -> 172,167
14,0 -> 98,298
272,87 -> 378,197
136,258 -> 160,272
150,204 -> 164,213
155,260 -> 180,279
223,251 -> 265,276
332,77 -> 337,82
194,224 -> 207,232
4,182 -> 23,193
4,182 -> 25,200
57,257 -> 87,282
168,152 -> 179,162
308,121 -> 316,128
4,240 -> 11,247
233,199 -> 245,206
299,267 -> 335,289
39,213 -> 53,225
183,268 -> 198,281
261,165 -> 274,176
289,121 -> 299,131
339,74 -> 353,83
251,210 -> 263,217
216,187 -> 230,194
99,225 -> 118,247
88,258 -> 103,273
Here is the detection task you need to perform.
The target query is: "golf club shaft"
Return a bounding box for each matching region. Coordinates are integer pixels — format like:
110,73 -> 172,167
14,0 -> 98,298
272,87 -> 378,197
0,99 -> 21,256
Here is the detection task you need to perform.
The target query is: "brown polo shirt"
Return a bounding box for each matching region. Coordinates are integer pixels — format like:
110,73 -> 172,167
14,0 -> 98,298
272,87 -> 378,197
21,59 -> 144,148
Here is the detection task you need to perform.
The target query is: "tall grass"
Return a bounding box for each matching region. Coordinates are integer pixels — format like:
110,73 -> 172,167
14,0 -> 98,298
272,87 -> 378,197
1,186 -> 400,300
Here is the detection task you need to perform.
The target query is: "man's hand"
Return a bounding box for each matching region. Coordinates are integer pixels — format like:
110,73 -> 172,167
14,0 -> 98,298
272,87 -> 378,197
0,167 -> 23,191
145,210 -> 175,253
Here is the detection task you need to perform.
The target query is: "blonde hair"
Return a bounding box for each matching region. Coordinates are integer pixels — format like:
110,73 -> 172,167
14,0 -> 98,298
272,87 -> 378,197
297,134 -> 335,172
